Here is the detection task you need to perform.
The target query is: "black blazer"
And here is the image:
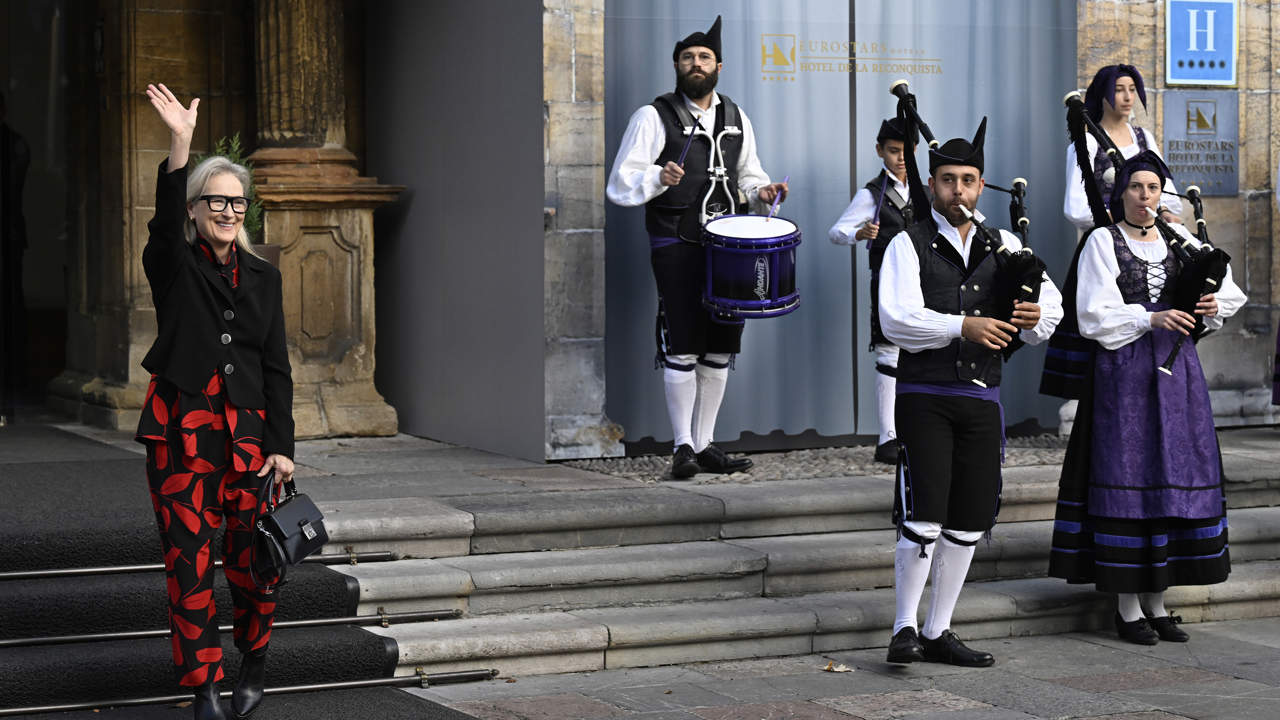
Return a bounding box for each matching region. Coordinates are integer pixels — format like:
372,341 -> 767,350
141,160 -> 295,459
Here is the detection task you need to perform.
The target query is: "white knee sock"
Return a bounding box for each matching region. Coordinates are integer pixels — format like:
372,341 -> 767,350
921,530 -> 980,640
874,344 -> 898,446
893,523 -> 940,635
691,354 -> 729,453
1140,591 -> 1168,618
663,354 -> 698,450
1117,593 -> 1144,622
876,373 -> 897,445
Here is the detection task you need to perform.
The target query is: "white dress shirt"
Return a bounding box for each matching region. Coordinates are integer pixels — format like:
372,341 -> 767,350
1063,124 -> 1184,231
828,168 -> 910,245
1076,223 -> 1245,350
878,207 -> 1064,352
606,91 -> 772,212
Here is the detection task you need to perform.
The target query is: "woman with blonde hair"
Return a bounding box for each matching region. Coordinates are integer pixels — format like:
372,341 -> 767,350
136,82 -> 294,720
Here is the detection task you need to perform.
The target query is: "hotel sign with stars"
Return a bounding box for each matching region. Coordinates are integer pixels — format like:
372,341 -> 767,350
1166,0 -> 1237,86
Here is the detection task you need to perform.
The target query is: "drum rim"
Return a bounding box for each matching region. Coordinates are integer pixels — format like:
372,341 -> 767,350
703,292 -> 801,317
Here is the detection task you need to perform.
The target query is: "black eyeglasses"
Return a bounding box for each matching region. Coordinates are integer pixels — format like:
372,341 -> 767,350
199,195 -> 250,214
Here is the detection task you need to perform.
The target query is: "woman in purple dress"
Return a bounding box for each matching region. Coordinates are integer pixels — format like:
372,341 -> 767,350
1048,150 -> 1245,644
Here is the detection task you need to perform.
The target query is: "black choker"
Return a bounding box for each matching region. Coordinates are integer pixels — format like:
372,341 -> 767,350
1123,219 -> 1154,237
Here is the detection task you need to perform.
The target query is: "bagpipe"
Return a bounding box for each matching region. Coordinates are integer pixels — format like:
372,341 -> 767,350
890,80 -> 1046,379
1144,201 -> 1231,375
1063,90 -> 1120,229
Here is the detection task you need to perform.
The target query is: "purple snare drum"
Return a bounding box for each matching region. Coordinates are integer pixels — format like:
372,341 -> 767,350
702,215 -> 801,324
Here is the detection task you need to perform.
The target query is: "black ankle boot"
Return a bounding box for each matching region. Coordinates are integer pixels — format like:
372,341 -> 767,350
193,680 -> 227,720
231,648 -> 267,719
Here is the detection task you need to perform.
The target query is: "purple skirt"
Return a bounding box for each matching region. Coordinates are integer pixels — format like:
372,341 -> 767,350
1089,304 -> 1223,521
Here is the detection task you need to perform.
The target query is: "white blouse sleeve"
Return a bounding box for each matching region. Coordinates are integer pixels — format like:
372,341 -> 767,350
877,232 -> 966,351
734,108 -> 772,214
1063,139 -> 1100,231
605,106 -> 668,208
828,188 -> 876,245
1076,228 -> 1155,350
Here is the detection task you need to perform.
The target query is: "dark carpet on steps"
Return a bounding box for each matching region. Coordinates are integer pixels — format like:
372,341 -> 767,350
2,687 -> 476,719
0,626 -> 397,708
0,564 -> 360,639
0,455 -> 163,571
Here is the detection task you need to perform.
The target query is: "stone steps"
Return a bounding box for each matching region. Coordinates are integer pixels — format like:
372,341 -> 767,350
320,456 -> 1280,558
368,559 -> 1280,677
329,507 -> 1280,617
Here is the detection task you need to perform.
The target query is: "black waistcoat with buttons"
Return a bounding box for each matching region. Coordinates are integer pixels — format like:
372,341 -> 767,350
645,92 -> 743,240
896,215 -> 1004,387
863,170 -> 913,273
140,160 -> 295,459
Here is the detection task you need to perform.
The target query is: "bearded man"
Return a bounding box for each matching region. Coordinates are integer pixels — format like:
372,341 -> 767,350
606,16 -> 787,479
877,119 -> 1062,667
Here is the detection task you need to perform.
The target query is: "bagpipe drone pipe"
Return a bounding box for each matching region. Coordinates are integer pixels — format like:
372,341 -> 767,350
1144,203 -> 1231,376
1041,90 -> 1123,398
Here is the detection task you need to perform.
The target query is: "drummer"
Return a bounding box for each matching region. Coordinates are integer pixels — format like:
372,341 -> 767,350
829,117 -> 920,464
606,15 -> 788,480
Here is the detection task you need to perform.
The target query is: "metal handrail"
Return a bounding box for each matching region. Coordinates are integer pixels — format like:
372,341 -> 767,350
0,551 -> 395,581
0,609 -> 460,648
0,668 -> 500,716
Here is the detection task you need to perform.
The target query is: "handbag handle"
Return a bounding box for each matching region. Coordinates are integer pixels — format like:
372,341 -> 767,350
250,469 -> 295,592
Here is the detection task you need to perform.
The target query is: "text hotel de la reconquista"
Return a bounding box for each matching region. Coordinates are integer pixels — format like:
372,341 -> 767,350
760,37 -> 944,81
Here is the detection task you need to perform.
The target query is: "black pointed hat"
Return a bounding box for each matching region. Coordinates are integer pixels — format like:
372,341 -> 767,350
929,117 -> 987,175
673,16 -> 722,63
876,117 -> 918,145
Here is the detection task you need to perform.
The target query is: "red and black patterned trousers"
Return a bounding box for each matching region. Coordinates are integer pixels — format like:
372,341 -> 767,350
140,374 -> 276,687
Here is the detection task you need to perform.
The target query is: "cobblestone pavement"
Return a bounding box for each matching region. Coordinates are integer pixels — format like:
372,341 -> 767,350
413,617 -> 1280,719
566,436 -> 1068,484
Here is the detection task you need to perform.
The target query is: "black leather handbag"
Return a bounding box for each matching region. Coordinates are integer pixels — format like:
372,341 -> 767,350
250,472 -> 328,591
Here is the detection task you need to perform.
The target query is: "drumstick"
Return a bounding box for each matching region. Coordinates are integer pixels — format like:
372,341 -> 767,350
766,175 -> 789,220
676,122 -> 699,167
872,172 -> 890,226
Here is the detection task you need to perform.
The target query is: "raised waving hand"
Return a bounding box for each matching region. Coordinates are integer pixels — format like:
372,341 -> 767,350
145,83 -> 199,172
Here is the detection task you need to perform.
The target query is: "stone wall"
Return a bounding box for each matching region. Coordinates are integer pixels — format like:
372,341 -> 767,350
49,0 -> 256,429
1077,0 -> 1278,425
543,0 -> 624,458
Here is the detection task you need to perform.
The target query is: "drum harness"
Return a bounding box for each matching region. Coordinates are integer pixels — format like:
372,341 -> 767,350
655,98 -> 745,368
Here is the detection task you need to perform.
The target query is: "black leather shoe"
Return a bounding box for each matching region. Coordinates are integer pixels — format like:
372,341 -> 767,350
193,681 -> 227,720
670,444 -> 700,480
921,629 -> 995,667
1149,614 -> 1188,642
874,441 -> 900,465
1114,613 -> 1160,645
886,626 -> 924,664
696,444 -> 752,474
231,648 -> 267,718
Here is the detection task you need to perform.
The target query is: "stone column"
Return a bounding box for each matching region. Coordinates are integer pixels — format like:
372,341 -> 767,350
49,0 -> 256,430
542,0 -> 623,459
249,0 -> 401,438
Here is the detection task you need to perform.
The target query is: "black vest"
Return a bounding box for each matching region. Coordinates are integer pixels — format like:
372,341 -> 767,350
863,170 -> 913,273
644,92 -> 743,240
896,216 -> 1004,387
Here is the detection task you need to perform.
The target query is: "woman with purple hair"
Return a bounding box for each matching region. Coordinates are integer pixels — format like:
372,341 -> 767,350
1063,64 -> 1183,232
1049,150 -> 1245,645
